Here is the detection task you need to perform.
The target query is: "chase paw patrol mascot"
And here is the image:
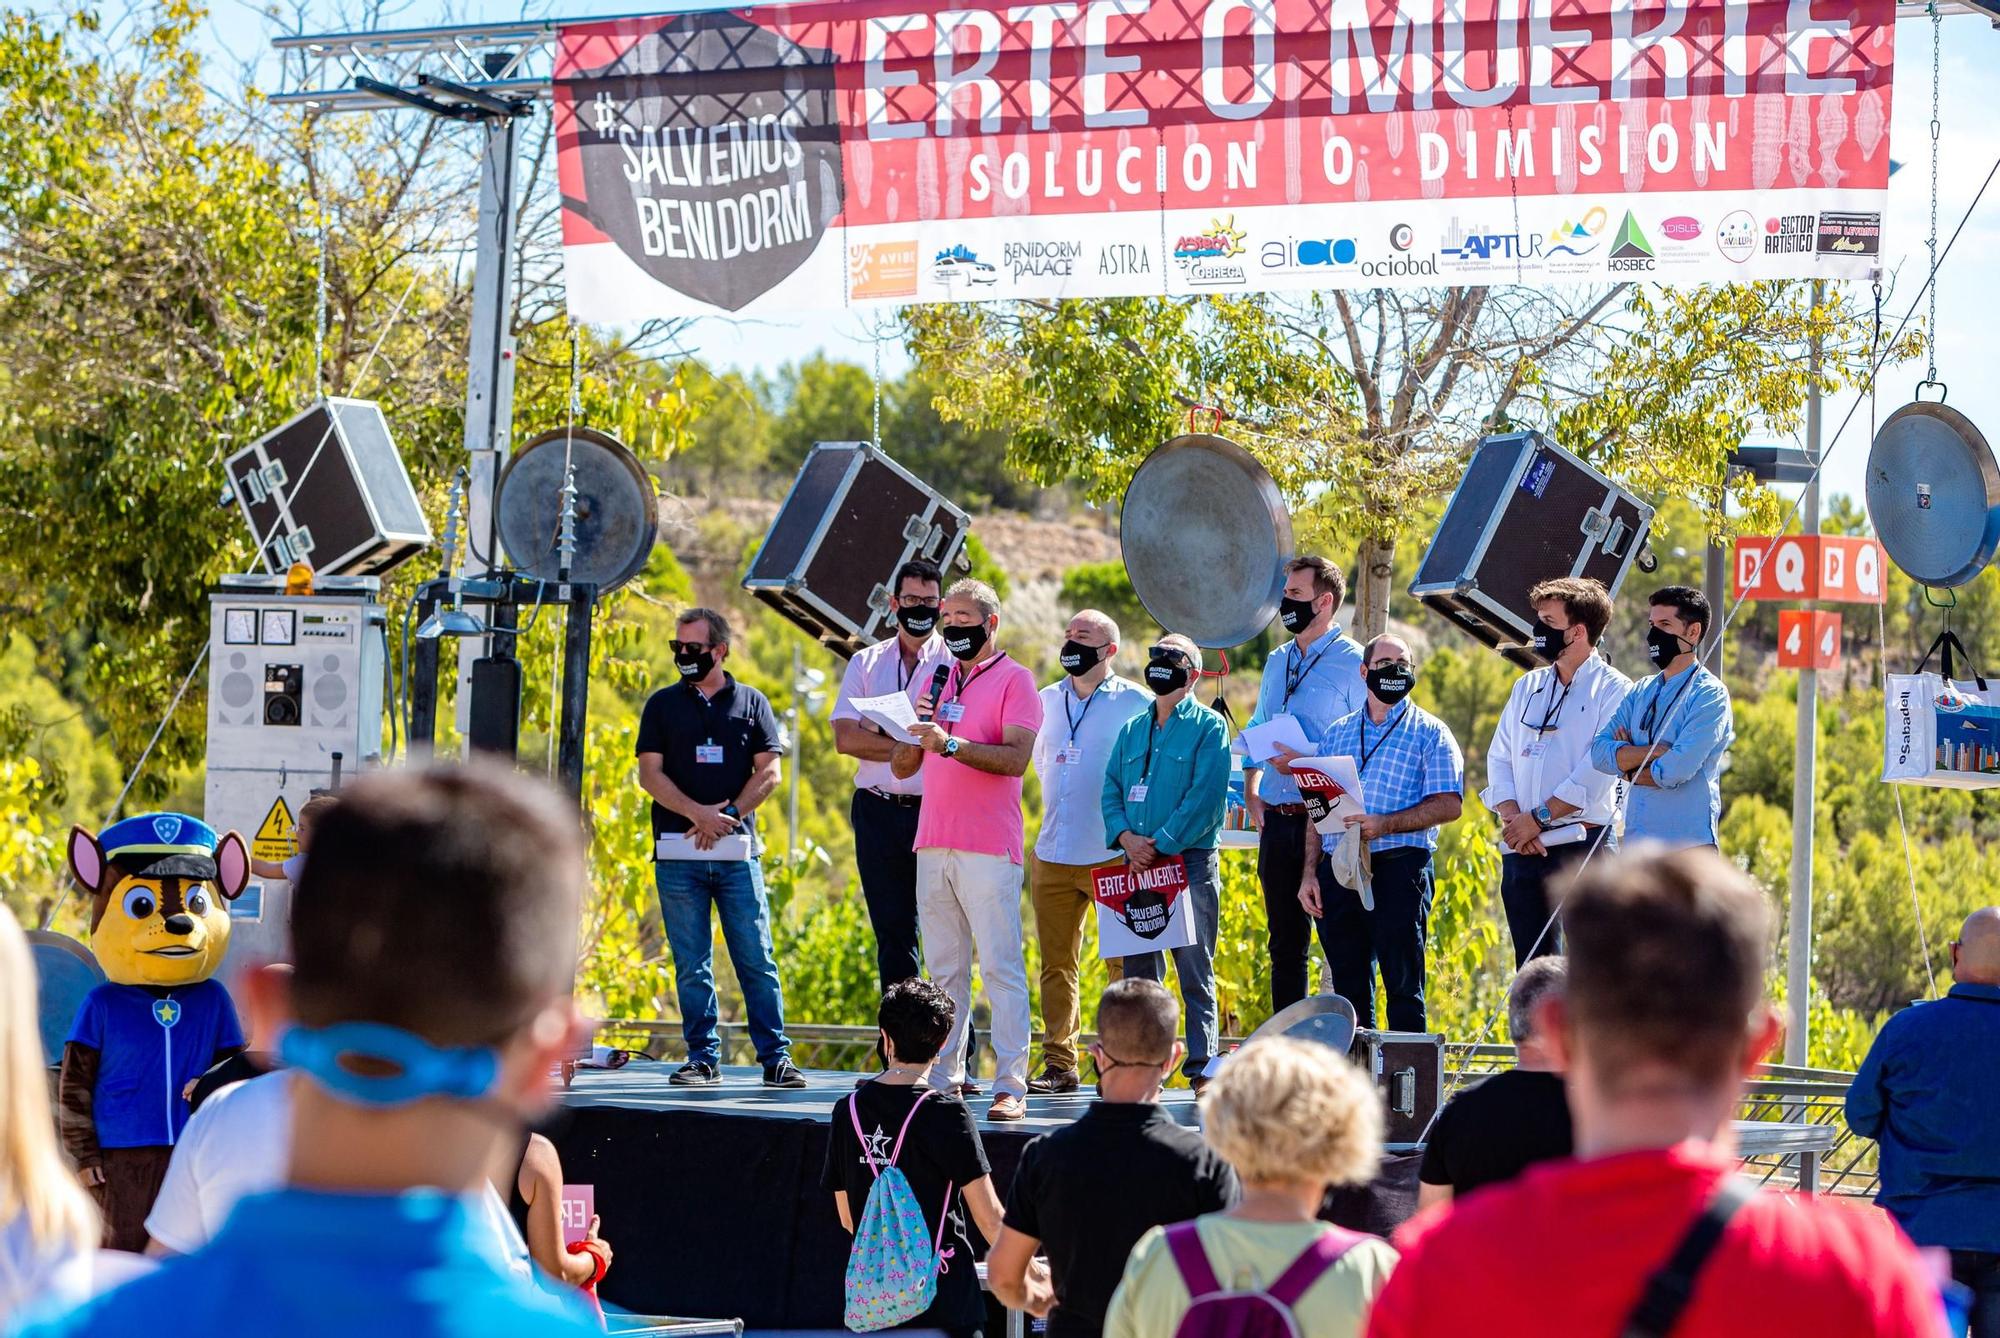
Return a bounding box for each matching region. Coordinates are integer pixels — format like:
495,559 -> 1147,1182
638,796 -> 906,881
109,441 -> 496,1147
58,813 -> 250,1250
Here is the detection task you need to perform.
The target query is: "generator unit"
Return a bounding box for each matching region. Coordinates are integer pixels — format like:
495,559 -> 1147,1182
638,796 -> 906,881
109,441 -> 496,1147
204,574 -> 387,970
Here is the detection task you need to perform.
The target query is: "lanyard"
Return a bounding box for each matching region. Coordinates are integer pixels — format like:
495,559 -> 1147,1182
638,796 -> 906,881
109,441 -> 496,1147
1524,670 -> 1573,734
1282,642 -> 1329,708
945,652 -> 1009,709
1063,682 -> 1100,743
1140,708 -> 1172,781
895,650 -> 917,694
1357,706 -> 1409,777
1640,669 -> 1696,738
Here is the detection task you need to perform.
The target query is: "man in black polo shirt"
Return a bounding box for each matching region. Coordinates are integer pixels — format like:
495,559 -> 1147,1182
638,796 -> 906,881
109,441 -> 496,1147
635,607 -> 804,1089
987,980 -> 1237,1338
1417,955 -> 1573,1206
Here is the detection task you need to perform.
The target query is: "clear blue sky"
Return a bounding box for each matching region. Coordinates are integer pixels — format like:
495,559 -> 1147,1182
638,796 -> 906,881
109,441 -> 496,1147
186,2 -> 2000,514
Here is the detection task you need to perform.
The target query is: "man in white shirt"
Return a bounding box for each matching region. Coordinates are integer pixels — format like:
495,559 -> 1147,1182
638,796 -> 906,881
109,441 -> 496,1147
1025,609 -> 1149,1094
1482,578 -> 1630,966
831,558 -> 952,989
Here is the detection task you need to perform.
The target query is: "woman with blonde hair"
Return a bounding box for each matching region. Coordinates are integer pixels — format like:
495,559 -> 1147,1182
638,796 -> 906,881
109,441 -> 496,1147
0,904 -> 98,1319
1103,1037 -> 1397,1338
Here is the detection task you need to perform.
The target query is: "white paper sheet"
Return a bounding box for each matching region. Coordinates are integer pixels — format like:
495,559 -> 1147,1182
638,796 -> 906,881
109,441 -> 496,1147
1237,714 -> 1316,763
1538,823 -> 1589,848
851,691 -> 921,745
655,833 -> 753,862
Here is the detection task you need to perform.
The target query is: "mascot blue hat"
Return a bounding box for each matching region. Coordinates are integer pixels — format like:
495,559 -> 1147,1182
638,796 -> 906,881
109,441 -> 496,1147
98,812 -> 221,879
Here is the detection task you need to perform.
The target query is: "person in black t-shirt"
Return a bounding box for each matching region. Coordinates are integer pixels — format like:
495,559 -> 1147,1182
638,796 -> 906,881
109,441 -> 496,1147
1418,955 -> 1574,1206
988,980 -> 1238,1338
822,979 -> 1051,1338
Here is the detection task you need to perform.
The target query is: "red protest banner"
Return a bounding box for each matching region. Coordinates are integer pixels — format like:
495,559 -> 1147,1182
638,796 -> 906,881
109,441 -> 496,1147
554,0 -> 1894,320
1091,855 -> 1195,958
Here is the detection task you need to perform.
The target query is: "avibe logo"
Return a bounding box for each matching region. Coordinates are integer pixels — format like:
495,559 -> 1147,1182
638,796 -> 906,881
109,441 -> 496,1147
1606,211 -> 1655,272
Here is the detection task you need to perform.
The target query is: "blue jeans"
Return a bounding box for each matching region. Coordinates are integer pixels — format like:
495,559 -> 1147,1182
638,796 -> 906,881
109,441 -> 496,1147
654,859 -> 791,1068
1124,848 -> 1221,1079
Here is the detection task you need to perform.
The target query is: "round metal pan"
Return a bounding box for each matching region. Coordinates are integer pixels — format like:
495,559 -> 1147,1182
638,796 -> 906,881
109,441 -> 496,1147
1120,434 -> 1293,649
497,427 -> 659,595
1245,991 -> 1359,1056
1866,400 -> 2000,589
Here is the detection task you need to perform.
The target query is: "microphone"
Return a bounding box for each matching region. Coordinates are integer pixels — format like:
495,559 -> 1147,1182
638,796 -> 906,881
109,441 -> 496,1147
917,665 -> 952,724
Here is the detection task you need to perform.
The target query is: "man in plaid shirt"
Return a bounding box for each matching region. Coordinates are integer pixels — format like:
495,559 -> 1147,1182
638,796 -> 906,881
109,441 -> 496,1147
1284,634 -> 1464,1031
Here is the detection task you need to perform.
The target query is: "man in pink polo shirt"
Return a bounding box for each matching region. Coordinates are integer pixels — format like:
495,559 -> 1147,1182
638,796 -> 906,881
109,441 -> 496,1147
891,578 -> 1043,1121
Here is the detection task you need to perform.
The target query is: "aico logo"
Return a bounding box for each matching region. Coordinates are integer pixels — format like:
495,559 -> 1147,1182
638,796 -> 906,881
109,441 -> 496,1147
1261,238 -> 1357,270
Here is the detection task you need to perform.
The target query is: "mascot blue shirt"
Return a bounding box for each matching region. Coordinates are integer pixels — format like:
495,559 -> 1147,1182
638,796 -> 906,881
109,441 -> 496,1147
66,981 -> 243,1146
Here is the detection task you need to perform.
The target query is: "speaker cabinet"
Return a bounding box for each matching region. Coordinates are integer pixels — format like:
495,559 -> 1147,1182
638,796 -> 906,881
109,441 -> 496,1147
227,398 -> 431,577
744,442 -> 969,657
1411,431 -> 1655,669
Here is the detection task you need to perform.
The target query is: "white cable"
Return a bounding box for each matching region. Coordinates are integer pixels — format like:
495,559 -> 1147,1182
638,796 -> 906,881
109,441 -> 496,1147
40,644 -> 211,930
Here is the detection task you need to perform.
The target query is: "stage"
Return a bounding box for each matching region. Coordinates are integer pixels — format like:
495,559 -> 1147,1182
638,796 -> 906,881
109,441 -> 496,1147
545,1063 -> 1420,1329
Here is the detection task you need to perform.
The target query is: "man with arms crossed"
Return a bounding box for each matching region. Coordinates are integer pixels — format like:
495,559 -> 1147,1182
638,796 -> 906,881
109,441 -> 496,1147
1591,586 -> 1734,849
1026,609 -> 1147,1094
892,580 -> 1043,1122
831,559 -> 951,989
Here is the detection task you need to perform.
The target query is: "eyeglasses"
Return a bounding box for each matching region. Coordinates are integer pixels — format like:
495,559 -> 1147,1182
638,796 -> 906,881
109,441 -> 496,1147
1370,659 -> 1415,672
897,596 -> 940,609
670,640 -> 714,655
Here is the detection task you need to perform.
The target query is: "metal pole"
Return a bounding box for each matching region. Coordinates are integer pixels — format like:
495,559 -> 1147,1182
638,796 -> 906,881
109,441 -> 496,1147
1702,471 -> 1727,669
1786,279 -> 1825,1069
789,642 -> 802,867
455,105 -> 523,745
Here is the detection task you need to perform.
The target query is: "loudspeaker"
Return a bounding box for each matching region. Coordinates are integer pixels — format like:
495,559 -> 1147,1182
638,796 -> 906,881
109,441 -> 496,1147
1351,1030 -> 1444,1145
744,442 -> 969,657
467,655 -> 523,757
1411,431 -> 1655,669
227,398 -> 431,577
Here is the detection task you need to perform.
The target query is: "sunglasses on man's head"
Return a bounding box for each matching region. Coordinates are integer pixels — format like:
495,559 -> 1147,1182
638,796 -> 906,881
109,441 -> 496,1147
670,640 -> 714,655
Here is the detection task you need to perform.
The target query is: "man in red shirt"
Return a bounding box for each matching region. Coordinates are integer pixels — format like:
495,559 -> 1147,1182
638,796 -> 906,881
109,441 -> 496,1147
1368,846 -> 1945,1338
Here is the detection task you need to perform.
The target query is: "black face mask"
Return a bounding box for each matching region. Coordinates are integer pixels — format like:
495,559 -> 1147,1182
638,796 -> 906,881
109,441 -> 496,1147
1646,626 -> 1690,668
896,605 -> 938,637
675,649 -> 715,681
1277,596 -> 1320,634
1531,621 -> 1570,665
1367,663 -> 1416,706
1145,655 -> 1190,696
1059,640 -> 1104,676
942,621 -> 990,661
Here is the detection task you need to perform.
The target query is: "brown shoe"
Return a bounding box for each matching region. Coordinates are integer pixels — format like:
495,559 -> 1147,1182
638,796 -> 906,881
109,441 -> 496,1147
1190,1075 -> 1212,1099
1026,1068 -> 1079,1095
955,1081 -> 983,1098
988,1094 -> 1027,1122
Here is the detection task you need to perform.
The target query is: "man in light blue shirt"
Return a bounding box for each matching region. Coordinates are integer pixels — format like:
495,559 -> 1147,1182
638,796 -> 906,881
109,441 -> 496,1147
1292,635 -> 1464,1031
1590,586 -> 1734,849
1101,635 -> 1231,1087
1241,556 -> 1366,1012
1027,608 -> 1149,1093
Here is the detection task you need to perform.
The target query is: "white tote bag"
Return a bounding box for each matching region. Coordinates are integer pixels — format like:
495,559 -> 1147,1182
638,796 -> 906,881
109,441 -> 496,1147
1884,631 -> 2000,789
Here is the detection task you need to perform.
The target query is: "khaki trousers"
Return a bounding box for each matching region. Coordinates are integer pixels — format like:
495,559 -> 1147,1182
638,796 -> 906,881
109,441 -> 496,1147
1029,856 -> 1123,1074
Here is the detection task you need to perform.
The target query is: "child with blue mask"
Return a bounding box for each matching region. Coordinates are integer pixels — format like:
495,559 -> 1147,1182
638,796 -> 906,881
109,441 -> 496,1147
17,763 -> 599,1338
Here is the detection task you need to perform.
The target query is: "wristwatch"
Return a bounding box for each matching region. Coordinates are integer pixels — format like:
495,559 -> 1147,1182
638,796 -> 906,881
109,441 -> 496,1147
1532,803 -> 1554,827
722,802 -> 741,821
943,737 -> 963,757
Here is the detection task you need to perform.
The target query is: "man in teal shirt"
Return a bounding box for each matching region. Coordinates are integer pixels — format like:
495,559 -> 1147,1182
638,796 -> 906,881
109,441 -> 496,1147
1101,634 -> 1231,1091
